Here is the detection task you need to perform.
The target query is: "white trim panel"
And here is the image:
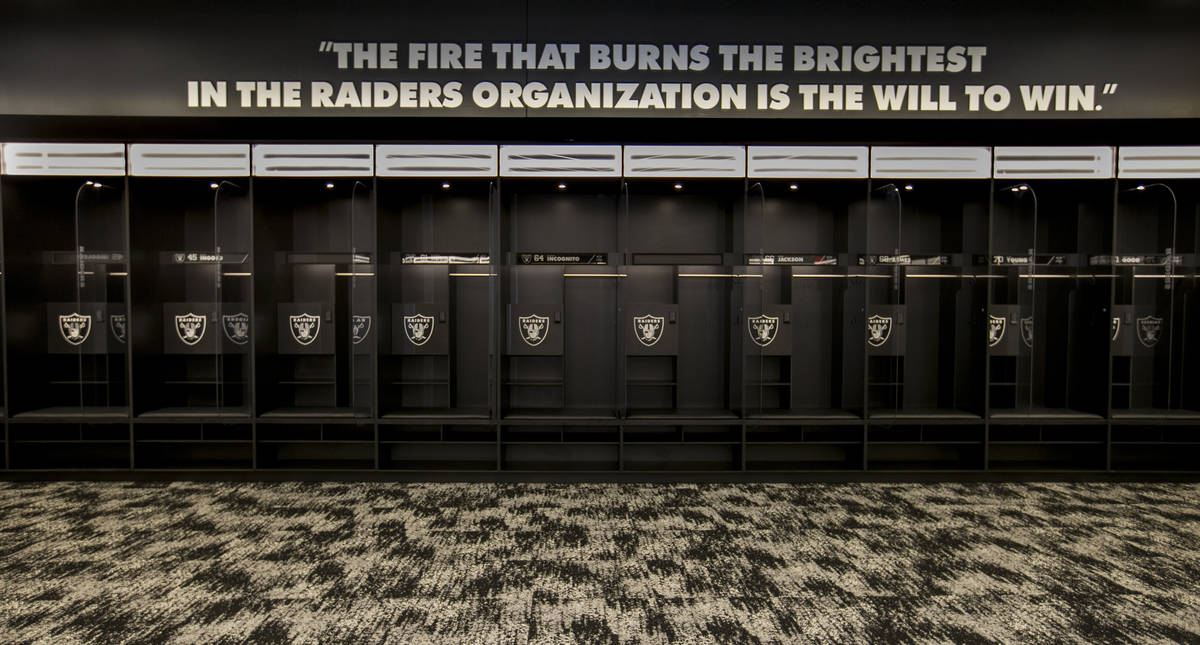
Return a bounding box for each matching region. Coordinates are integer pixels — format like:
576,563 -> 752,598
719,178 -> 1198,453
1118,146 -> 1200,179
129,144 -> 250,177
3,143 -> 126,176
499,145 -> 621,177
748,146 -> 868,179
870,147 -> 991,179
252,144 -> 374,177
624,145 -> 746,178
377,144 -> 498,177
994,146 -> 1114,179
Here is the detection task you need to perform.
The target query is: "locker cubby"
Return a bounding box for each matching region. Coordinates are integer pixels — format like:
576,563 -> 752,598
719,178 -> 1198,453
501,179 -> 621,420
129,178 -> 252,420
988,180 -> 1113,421
380,422 -> 497,470
253,178 -> 375,421
1110,179 -> 1200,419
865,180 -> 988,421
742,180 -> 864,420
745,422 -> 864,470
622,179 -> 740,419
378,178 -> 493,419
1,176 -> 129,434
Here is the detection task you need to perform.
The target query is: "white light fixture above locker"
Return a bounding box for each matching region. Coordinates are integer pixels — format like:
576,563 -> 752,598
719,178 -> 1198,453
748,146 -> 868,179
499,145 -> 622,177
870,147 -> 992,179
623,145 -> 746,178
252,144 -> 374,177
376,144 -> 498,177
993,146 -> 1114,179
2,143 -> 126,176
129,144 -> 250,177
1117,146 -> 1200,179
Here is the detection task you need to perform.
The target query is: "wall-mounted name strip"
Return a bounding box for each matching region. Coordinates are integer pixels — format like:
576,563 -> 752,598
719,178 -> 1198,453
746,254 -> 839,265
517,253 -> 608,265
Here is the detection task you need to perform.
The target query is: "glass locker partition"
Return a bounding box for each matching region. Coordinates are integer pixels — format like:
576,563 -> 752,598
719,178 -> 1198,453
2,143 -> 131,468
128,165 -> 253,468
251,144 -> 377,469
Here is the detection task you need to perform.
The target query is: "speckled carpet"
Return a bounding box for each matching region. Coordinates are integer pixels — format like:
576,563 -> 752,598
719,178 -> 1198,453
1,481 -> 1199,644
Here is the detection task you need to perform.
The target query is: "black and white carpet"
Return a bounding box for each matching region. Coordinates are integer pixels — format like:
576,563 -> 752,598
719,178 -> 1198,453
2,481 -> 1199,644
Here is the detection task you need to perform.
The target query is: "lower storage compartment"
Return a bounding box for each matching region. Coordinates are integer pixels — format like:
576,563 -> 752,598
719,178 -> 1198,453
502,443 -> 619,471
622,443 -> 740,471
384,442 -> 497,471
256,441 -> 375,470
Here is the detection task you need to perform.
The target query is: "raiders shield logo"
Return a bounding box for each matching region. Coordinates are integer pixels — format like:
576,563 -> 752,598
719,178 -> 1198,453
110,314 -> 127,344
1111,316 -> 1121,342
866,314 -> 892,348
1020,316 -> 1034,348
222,313 -> 249,345
987,314 -> 1006,348
633,314 -> 665,347
175,312 -> 207,346
59,313 -> 92,346
748,314 -> 779,347
352,315 -> 372,345
289,313 -> 320,346
518,314 -> 549,347
1137,315 -> 1163,348
403,314 -> 434,346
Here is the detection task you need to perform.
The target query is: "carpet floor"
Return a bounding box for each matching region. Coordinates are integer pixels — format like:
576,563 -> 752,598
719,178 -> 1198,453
1,481 -> 1199,644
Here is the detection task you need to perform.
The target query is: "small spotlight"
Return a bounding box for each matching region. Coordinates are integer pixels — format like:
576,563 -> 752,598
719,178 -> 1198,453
1018,185 -> 1028,191
85,181 -> 93,186
1010,187 -> 1020,193
557,183 -> 567,191
903,184 -> 914,191
788,184 -> 798,191
210,182 -> 219,189
673,183 -> 683,191
92,182 -> 103,189
1136,185 -> 1146,191
441,182 -> 451,190
325,182 -> 335,189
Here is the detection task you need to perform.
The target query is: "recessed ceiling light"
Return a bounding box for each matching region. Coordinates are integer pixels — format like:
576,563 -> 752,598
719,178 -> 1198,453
441,182 -> 451,190
557,183 -> 567,190
673,183 -> 683,191
325,182 -> 335,189
788,184 -> 798,191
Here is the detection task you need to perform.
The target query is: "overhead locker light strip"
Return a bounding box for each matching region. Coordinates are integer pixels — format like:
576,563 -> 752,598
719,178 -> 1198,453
994,146 -> 1114,179
870,147 -> 992,179
376,144 -> 498,177
252,144 -> 374,177
1117,146 -> 1200,179
748,146 -> 868,179
2,143 -> 126,176
129,144 -> 250,177
624,145 -> 746,178
499,145 -> 622,177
